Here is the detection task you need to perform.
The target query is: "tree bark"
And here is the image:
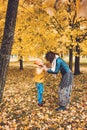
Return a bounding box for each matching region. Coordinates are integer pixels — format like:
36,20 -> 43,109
0,0 -> 19,103
19,56 -> 23,70
74,44 -> 80,75
69,48 -> 73,71
19,59 -> 23,70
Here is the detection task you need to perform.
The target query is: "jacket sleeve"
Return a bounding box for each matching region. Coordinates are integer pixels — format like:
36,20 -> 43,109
47,58 -> 61,74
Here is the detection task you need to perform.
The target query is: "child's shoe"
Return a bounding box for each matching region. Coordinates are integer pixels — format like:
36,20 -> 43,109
38,101 -> 45,107
38,103 -> 43,107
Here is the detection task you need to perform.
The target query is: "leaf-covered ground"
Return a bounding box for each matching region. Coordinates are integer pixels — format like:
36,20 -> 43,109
0,65 -> 87,130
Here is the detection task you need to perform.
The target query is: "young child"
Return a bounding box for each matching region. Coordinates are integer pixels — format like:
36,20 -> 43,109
34,60 -> 45,107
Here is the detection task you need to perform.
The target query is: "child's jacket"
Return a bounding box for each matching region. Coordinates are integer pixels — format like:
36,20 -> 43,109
34,66 -> 44,83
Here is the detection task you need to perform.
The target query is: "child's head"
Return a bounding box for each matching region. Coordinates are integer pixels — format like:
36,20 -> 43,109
34,60 -> 44,67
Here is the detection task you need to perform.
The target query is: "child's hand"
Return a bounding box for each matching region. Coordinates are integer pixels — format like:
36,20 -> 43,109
43,65 -> 48,71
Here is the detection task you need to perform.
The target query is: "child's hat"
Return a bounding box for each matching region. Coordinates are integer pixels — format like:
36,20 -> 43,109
34,60 -> 43,66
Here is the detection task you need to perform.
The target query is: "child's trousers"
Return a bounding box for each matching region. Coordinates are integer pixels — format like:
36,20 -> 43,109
35,83 -> 44,104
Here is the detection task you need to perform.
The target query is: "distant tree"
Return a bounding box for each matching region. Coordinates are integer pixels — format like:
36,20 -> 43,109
0,0 -> 19,103
74,32 -> 87,75
74,44 -> 80,75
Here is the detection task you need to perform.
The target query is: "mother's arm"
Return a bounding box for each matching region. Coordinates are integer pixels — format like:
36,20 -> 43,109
47,59 -> 61,74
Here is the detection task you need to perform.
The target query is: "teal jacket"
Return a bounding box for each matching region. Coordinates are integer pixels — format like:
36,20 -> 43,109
47,57 -> 70,76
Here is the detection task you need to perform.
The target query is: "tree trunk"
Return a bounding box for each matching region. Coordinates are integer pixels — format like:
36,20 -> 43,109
0,0 -> 19,103
74,44 -> 80,75
69,48 -> 73,71
19,56 -> 23,70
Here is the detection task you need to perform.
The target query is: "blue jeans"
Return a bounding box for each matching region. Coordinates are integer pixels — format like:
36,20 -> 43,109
35,83 -> 44,104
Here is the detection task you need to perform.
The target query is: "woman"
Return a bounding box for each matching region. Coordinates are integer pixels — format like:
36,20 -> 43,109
45,51 -> 73,111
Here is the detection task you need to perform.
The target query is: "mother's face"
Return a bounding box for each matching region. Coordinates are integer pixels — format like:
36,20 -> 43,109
45,52 -> 55,63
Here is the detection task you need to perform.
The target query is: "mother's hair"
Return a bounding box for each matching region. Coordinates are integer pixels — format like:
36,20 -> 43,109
45,51 -> 56,63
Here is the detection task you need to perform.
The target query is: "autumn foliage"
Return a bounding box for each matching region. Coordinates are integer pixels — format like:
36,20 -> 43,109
0,0 -> 87,129
0,0 -> 87,58
0,64 -> 87,129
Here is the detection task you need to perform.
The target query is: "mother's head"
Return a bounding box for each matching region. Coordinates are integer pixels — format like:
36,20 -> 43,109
45,51 -> 56,63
